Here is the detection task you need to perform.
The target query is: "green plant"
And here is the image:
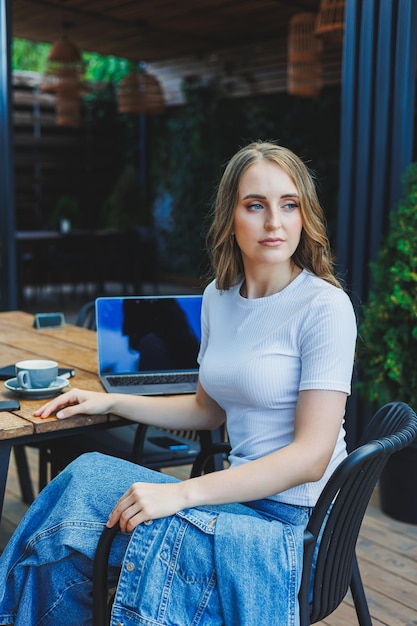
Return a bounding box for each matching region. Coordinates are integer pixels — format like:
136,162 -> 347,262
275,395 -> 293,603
357,162 -> 417,409
100,163 -> 150,230
157,76 -> 224,277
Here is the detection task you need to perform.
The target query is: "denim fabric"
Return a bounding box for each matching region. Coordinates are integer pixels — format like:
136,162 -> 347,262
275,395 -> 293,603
111,509 -> 222,626
213,505 -> 310,625
0,453 -> 310,626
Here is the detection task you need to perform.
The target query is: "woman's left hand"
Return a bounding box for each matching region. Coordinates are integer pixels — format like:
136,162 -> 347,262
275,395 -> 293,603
107,481 -> 187,532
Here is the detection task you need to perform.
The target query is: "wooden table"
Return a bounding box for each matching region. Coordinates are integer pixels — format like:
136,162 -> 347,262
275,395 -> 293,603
0,310 -> 127,525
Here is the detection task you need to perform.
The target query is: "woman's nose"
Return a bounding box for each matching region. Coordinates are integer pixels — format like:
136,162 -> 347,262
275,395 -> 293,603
264,208 -> 281,231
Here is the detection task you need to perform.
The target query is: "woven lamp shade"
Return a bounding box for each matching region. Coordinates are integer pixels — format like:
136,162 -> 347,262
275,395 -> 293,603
315,0 -> 345,40
288,12 -> 323,97
55,69 -> 81,127
46,36 -> 83,73
41,34 -> 85,127
117,70 -> 165,115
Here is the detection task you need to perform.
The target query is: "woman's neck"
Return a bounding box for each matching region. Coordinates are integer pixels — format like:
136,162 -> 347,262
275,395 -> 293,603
240,264 -> 302,299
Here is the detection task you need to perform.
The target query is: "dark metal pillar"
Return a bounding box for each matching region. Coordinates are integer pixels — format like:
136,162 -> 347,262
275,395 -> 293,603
337,0 -> 417,445
338,0 -> 417,306
0,0 -> 18,310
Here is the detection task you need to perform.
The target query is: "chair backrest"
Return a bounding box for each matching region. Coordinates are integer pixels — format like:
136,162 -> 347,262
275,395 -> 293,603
298,401 -> 417,624
76,301 -> 96,330
359,400 -> 417,445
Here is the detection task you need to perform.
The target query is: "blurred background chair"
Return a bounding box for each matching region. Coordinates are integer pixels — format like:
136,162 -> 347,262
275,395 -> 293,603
76,300 -> 96,330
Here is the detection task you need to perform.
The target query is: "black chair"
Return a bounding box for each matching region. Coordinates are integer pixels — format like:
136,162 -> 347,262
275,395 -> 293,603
92,401 -> 417,626
75,301 -> 97,330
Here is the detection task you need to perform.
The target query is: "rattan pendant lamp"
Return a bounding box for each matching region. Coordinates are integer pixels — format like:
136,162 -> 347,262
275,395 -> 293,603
117,64 -> 165,116
287,12 -> 323,97
42,22 -> 85,127
315,0 -> 345,40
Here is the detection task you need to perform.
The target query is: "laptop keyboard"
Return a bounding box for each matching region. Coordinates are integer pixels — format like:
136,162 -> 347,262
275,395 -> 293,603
106,373 -> 199,387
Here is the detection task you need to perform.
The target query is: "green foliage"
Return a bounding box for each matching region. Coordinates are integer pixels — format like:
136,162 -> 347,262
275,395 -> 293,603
13,37 -> 129,83
357,162 -> 417,409
82,53 -> 130,83
12,38 -> 50,73
100,163 -> 149,230
154,77 -> 225,277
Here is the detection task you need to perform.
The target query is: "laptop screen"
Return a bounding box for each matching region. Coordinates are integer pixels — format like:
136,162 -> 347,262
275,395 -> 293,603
96,296 -> 203,375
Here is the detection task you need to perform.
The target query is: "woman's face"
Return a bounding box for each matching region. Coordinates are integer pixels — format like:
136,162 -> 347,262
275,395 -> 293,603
233,160 -> 303,274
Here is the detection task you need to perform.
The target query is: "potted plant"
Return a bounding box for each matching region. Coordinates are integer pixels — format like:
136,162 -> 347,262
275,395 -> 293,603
357,161 -> 417,523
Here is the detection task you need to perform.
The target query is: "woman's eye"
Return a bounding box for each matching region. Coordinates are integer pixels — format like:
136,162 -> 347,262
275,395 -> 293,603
282,202 -> 299,211
248,203 -> 263,211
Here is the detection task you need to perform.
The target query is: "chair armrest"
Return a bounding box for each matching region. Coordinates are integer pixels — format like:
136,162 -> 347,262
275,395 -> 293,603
190,442 -> 231,477
93,522 -> 120,626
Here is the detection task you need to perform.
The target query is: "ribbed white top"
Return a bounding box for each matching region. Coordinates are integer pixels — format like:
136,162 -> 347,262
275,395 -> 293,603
198,270 -> 357,506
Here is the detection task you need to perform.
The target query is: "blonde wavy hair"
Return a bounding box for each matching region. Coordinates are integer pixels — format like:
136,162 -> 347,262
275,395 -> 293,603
206,141 -> 341,290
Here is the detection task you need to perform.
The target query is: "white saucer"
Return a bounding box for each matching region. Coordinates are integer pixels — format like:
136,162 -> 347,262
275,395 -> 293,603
4,375 -> 70,399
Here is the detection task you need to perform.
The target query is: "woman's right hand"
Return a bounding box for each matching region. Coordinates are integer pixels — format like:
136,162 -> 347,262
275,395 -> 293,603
33,388 -> 113,420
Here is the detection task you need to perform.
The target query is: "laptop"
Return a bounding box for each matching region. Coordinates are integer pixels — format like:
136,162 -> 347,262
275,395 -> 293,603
95,295 -> 203,395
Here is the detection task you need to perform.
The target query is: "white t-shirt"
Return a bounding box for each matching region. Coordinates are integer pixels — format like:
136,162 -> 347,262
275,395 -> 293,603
198,269 -> 357,506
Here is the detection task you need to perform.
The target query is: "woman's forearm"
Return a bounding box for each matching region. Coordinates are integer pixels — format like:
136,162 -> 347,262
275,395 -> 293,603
178,445 -> 309,509
35,380 -> 225,432
107,390 -> 224,432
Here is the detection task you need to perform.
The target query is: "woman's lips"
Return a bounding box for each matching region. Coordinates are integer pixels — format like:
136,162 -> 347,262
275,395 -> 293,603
259,238 -> 284,246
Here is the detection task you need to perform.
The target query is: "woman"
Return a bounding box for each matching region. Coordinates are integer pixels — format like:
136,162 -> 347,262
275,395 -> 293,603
0,142 -> 356,625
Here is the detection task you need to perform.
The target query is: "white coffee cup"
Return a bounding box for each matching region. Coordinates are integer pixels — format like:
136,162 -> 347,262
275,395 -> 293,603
15,359 -> 58,390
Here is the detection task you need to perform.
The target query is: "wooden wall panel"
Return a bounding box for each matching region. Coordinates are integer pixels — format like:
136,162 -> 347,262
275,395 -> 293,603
12,71 -> 85,230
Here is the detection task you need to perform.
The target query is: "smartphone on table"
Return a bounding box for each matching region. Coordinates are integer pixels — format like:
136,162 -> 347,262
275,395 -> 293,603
0,400 -> 21,411
148,436 -> 190,451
